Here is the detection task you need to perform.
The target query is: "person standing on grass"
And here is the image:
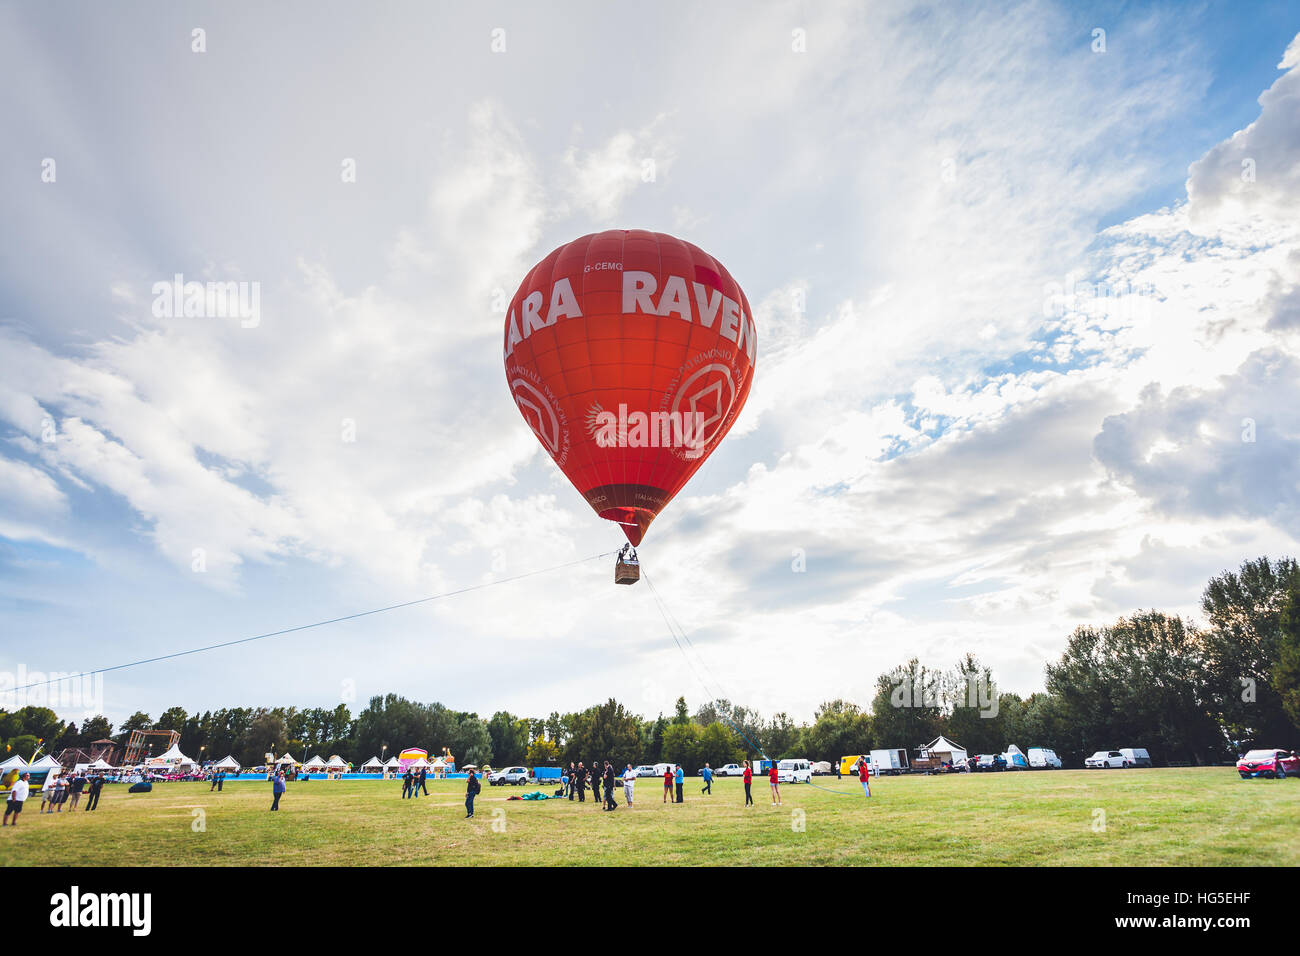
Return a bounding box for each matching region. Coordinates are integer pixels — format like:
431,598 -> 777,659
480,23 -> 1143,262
742,760 -> 754,807
562,766 -> 570,799
623,764 -> 636,808
69,771 -> 86,811
674,765 -> 684,803
401,769 -> 412,799
85,773 -> 103,811
2,774 -> 30,826
419,766 -> 429,797
271,769 -> 286,811
575,762 -> 587,802
54,773 -> 70,812
663,766 -> 673,803
857,756 -> 871,799
768,762 -> 781,805
465,768 -> 480,819
602,762 -> 617,810
40,773 -> 57,814
700,763 -> 713,795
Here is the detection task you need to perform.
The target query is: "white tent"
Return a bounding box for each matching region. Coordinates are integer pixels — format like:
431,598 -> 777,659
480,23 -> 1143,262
28,755 -> 62,770
325,755 -> 347,770
303,755 -> 327,770
383,756 -> 401,768
921,735 -> 968,765
360,756 -> 383,770
1,755 -> 28,771
149,743 -> 195,766
88,758 -> 115,770
213,755 -> 240,770
277,753 -> 299,765
408,757 -> 430,768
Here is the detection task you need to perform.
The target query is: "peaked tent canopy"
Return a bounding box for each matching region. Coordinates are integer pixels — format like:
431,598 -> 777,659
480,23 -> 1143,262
326,755 -> 347,769
0,755 -> 26,771
303,755 -> 327,769
360,756 -> 383,769
29,755 -> 62,770
921,735 -> 968,763
213,755 -> 241,770
150,744 -> 195,765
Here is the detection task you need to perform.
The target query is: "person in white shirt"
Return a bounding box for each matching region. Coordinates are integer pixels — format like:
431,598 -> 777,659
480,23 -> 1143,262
40,773 -> 57,813
3,774 -> 31,826
622,764 -> 636,807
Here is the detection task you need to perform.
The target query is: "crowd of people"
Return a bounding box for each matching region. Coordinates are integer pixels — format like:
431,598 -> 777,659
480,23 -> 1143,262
2,770 -> 108,826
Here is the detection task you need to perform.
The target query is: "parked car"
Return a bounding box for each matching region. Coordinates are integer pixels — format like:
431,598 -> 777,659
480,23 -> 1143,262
715,763 -> 745,777
632,765 -> 659,778
1119,748 -> 1152,768
1236,749 -> 1300,779
1085,750 -> 1127,769
1027,747 -> 1062,769
975,754 -> 1006,771
488,766 -> 529,786
777,758 -> 813,784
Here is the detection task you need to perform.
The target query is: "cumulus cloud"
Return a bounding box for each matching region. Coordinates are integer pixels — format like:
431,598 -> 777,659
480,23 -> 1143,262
1187,31 -> 1300,232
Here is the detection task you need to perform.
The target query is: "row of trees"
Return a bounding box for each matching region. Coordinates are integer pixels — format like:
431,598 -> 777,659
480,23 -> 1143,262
4,556 -> 1299,771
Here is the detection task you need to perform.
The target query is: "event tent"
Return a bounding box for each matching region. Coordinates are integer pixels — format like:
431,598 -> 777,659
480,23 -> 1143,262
921,735 -> 968,765
28,755 -> 62,771
0,755 -> 26,771
383,756 -> 401,768
149,744 -> 195,767
360,756 -> 383,770
277,753 -> 299,766
326,755 -> 347,770
213,755 -> 241,770
303,755 -> 327,770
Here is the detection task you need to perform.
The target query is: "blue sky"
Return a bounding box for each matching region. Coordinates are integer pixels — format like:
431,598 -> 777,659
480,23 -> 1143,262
2,1 -> 1299,727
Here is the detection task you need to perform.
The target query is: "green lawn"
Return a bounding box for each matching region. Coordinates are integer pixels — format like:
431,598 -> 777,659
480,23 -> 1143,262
3,768 -> 1296,866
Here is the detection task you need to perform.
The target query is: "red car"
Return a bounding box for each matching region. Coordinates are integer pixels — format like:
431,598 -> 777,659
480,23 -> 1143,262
1236,749 -> 1300,779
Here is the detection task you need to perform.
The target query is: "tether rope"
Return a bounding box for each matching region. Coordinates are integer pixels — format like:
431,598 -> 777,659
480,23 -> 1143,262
9,551 -> 616,693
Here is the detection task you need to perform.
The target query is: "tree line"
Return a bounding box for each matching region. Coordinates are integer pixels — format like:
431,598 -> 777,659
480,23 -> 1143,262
4,555 -> 1299,771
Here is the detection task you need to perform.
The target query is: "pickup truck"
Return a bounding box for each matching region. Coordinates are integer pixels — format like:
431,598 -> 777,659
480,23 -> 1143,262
488,766 -> 530,786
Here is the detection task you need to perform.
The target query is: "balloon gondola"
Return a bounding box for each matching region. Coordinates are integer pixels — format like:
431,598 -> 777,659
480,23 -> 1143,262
504,230 -> 756,581
614,545 -> 640,585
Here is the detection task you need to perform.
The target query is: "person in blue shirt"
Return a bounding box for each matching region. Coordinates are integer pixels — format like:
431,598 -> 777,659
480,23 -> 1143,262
674,765 -> 684,803
271,770 -> 286,811
700,763 -> 714,795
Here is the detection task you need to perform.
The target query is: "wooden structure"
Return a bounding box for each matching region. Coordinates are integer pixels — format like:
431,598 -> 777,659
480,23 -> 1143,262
123,728 -> 180,766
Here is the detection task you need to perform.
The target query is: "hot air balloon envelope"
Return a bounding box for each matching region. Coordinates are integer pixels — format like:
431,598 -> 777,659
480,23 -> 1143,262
505,230 -> 756,545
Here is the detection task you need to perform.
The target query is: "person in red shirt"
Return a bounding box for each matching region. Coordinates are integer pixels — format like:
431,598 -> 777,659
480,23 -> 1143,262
742,760 -> 754,807
768,761 -> 781,805
857,757 -> 871,798
663,767 -> 674,804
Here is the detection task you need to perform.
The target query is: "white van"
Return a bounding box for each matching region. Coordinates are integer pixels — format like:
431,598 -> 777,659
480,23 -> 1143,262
777,758 -> 813,784
1119,748 -> 1151,768
1027,747 -> 1062,769
652,763 -> 676,778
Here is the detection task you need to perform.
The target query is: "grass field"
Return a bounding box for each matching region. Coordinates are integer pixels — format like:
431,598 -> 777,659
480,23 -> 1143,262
4,768 -> 1297,866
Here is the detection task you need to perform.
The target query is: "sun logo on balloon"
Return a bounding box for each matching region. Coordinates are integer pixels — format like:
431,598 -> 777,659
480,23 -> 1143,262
585,402 -> 626,447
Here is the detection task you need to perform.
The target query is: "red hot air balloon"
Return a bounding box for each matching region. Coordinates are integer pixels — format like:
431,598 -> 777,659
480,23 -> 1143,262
504,230 -> 757,547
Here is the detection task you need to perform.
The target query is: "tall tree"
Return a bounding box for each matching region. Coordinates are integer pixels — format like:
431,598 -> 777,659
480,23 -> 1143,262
1201,556 -> 1300,746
